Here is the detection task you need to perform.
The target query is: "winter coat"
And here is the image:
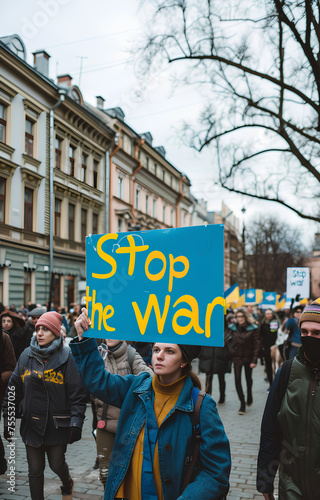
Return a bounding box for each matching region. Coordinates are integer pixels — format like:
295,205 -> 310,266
225,322 -> 260,365
70,337 -> 231,500
198,346 -> 231,375
259,315 -> 279,351
0,332 -> 16,403
2,338 -> 87,447
257,347 -> 320,498
95,342 -> 153,433
3,325 -> 33,361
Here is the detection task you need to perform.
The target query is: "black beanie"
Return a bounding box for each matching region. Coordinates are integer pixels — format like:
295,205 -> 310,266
179,345 -> 202,364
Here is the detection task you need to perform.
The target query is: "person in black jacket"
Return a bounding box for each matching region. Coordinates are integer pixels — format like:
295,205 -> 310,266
0,331 -> 16,475
258,309 -> 280,386
198,346 -> 231,404
1,310 -> 31,360
3,311 -> 87,500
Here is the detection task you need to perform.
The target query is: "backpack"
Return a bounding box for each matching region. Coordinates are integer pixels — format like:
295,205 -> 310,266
180,388 -> 229,499
277,357 -> 294,401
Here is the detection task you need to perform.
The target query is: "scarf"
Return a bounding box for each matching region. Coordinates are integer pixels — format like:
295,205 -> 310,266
30,334 -> 62,359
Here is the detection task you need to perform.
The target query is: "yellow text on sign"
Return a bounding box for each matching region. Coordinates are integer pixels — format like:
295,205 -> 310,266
91,233 -> 189,293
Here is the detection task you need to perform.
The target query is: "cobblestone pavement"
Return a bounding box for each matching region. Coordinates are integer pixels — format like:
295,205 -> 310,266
0,361 -> 276,499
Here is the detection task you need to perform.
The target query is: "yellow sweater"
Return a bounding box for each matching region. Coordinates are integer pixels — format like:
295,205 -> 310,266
116,375 -> 186,500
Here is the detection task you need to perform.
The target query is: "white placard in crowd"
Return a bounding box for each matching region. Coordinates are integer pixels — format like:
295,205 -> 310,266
286,267 -> 310,299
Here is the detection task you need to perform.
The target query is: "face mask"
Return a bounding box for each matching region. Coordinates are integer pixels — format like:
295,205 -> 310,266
301,336 -> 320,363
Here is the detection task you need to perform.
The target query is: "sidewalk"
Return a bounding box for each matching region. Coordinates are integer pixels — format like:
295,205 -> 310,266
0,362 -> 273,499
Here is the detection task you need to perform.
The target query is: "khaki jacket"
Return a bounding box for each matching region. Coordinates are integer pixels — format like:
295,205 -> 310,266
95,342 -> 153,433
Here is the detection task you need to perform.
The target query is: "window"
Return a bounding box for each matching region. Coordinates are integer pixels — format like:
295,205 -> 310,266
66,276 -> 75,306
55,138 -> 62,169
24,271 -> 31,305
163,205 -> 166,223
81,208 -> 87,242
54,198 -> 61,236
118,218 -> 123,232
25,117 -> 34,156
163,170 -> 165,183
135,189 -> 140,210
146,158 -> 149,170
170,176 -> 173,188
0,177 -> 5,223
154,164 -> 157,177
52,274 -> 60,310
92,213 -> 98,234
81,153 -> 87,183
183,212 -> 187,226
153,199 -> 157,218
0,104 -> 7,143
68,203 -> 75,240
146,195 -> 149,214
93,160 -> 98,189
118,176 -> 123,199
69,145 -> 76,176
24,187 -> 33,230
171,208 -> 174,226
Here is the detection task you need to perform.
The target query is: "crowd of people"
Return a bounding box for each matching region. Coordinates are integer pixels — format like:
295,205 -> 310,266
0,298 -> 319,499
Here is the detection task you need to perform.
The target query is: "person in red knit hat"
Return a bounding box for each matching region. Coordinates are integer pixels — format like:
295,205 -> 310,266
3,311 -> 87,500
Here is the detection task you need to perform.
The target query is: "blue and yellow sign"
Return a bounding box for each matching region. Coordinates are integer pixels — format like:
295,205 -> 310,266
84,225 -> 225,346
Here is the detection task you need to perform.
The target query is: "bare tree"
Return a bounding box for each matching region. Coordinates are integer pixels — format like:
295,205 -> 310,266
245,216 -> 304,292
137,0 -> 320,222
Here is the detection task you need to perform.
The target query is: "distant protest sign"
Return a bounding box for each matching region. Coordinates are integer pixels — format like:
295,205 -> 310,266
286,267 -> 310,299
84,225 -> 225,346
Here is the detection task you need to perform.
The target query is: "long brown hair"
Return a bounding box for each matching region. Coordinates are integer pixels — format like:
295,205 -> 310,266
181,362 -> 202,389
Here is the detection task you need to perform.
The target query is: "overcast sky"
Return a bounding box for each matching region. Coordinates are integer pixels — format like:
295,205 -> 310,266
1,0 -> 318,246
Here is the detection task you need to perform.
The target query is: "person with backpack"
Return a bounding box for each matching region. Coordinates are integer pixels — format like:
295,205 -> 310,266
93,339 -> 153,488
257,299 -> 320,499
2,311 -> 87,500
70,308 -> 231,500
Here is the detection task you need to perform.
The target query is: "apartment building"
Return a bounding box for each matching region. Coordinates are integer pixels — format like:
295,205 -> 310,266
0,35 -> 114,308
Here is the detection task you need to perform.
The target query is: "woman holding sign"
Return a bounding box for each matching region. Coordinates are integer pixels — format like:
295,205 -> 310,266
70,308 -> 231,500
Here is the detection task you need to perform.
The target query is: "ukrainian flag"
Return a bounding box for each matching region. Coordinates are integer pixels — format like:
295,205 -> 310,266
224,283 -> 239,305
276,293 -> 286,310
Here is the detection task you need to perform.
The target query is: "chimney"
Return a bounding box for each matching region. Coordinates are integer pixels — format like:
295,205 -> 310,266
96,96 -> 105,110
57,74 -> 73,88
33,50 -> 50,78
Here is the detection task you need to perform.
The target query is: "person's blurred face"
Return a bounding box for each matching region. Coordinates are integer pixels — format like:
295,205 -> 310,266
265,309 -> 273,320
106,339 -> 121,348
36,325 -> 56,346
31,315 -> 41,326
74,305 -> 80,315
2,316 -> 13,330
294,309 -> 303,319
236,312 -> 246,325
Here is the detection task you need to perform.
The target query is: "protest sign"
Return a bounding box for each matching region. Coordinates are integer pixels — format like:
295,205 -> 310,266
84,225 -> 225,346
286,267 -> 310,299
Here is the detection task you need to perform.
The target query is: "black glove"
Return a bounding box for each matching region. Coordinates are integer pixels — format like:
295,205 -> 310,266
4,426 -> 12,442
68,426 -> 82,444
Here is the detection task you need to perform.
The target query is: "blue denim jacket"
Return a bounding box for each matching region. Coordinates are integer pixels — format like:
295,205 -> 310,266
70,337 -> 231,500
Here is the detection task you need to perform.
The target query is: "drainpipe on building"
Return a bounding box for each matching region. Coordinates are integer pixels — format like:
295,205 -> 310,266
48,90 -> 66,309
175,175 -> 187,227
131,138 -> 145,224
106,131 -> 120,233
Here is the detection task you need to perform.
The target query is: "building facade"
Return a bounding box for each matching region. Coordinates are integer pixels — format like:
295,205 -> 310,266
0,35 -> 114,308
0,35 -> 242,308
